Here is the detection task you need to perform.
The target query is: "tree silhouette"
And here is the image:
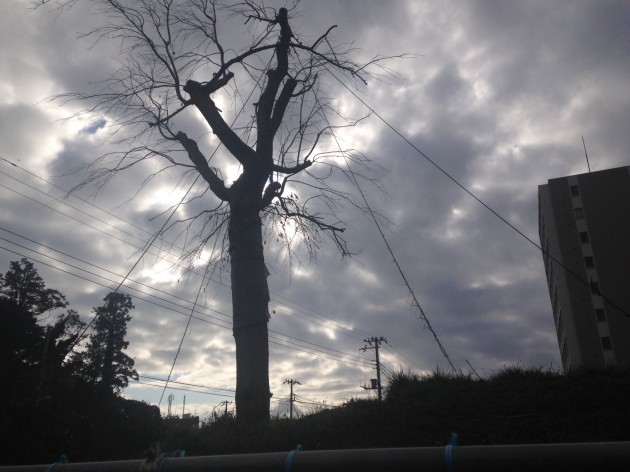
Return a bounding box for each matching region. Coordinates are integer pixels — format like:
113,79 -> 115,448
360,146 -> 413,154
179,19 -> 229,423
47,309 -> 88,370
0,258 -> 67,316
46,0 -> 390,425
78,292 -> 138,394
0,258 -> 80,369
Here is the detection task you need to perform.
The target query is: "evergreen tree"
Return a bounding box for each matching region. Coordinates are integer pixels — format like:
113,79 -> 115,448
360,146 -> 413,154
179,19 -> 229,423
0,261 -> 156,464
0,259 -> 83,464
0,258 -> 67,315
47,309 -> 87,370
0,297 -> 42,367
0,258 -> 71,367
80,292 -> 138,394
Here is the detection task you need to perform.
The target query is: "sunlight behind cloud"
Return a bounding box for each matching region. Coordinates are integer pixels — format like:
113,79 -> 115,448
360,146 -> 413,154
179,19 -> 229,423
224,162 -> 243,185
349,264 -> 378,287
291,266 -> 313,279
140,259 -> 180,285
139,185 -> 189,212
307,324 -> 338,341
470,275 -> 510,289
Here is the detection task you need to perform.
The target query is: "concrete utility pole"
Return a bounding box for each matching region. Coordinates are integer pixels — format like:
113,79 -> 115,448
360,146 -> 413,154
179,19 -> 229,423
361,336 -> 387,401
284,379 -> 301,419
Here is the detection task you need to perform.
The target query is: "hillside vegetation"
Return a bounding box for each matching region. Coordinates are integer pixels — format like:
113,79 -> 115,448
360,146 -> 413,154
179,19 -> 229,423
164,367 -> 630,455
5,366 -> 629,465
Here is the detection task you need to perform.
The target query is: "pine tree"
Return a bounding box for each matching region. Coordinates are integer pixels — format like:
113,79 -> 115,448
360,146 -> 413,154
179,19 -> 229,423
80,292 -> 138,394
0,257 -> 67,316
0,258 -> 70,367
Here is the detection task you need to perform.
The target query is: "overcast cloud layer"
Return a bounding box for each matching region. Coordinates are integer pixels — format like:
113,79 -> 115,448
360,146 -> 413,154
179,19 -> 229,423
1,0 -> 629,418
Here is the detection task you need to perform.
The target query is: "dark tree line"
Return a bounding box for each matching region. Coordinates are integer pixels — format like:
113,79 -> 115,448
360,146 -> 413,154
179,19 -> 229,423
0,259 -> 159,465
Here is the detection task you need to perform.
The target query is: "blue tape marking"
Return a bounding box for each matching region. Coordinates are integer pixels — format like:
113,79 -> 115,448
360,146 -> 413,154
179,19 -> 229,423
285,450 -> 297,472
444,433 -> 458,472
47,454 -> 68,472
444,445 -> 453,472
157,449 -> 186,470
285,444 -> 304,472
157,457 -> 169,472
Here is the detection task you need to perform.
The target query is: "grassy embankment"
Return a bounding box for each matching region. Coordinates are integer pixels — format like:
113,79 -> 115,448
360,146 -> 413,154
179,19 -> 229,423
163,366 -> 630,455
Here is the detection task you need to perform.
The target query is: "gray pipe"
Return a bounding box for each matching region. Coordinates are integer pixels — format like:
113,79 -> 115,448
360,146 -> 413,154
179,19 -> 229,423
1,442 -> 628,472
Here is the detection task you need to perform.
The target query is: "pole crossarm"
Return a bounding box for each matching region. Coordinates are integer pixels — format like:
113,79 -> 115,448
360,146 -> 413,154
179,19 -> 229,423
2,442 -> 629,472
360,336 -> 387,401
284,378 -> 302,419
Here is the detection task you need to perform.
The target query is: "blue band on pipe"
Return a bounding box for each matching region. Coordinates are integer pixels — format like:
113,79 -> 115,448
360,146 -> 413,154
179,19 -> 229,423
157,457 -> 168,472
444,445 -> 454,472
157,449 -> 186,471
285,444 -> 304,472
285,450 -> 297,472
444,433 -> 458,472
47,455 -> 68,472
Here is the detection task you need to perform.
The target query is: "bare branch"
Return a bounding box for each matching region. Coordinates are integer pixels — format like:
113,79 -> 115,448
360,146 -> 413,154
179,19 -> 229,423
45,0 -> 397,265
272,159 -> 312,175
174,131 -> 231,202
183,78 -> 257,167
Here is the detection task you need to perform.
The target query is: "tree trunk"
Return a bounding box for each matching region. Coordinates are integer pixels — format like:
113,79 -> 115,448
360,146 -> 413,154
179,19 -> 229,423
229,174 -> 270,425
101,327 -> 115,394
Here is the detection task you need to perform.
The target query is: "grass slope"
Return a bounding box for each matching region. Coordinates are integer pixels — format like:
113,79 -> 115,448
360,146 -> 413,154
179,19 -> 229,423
165,367 -> 630,455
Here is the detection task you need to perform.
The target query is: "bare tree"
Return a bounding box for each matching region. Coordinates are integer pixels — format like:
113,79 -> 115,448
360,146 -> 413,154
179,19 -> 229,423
45,0 -> 390,426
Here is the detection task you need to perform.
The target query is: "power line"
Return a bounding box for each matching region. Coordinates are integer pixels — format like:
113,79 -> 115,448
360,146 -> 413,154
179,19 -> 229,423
0,230 -> 232,324
134,379 -> 234,399
381,341 -> 420,372
0,186 -> 383,366
0,201 -> 371,366
1,157 -> 376,344
2,154 -> 441,375
139,375 -> 235,394
0,244 -> 232,328
159,256 -> 212,406
331,72 -> 630,319
0,226 -> 227,318
316,78 -> 458,373
0,154 -> 160,241
0,240 -> 369,368
0,167 -> 151,248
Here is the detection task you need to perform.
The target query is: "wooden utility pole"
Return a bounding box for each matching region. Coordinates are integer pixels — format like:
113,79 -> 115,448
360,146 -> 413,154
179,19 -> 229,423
361,337 -> 387,401
218,400 -> 233,416
284,379 -> 301,419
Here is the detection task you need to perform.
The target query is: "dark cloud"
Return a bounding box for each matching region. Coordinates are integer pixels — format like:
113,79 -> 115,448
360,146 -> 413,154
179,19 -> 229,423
0,104 -> 56,161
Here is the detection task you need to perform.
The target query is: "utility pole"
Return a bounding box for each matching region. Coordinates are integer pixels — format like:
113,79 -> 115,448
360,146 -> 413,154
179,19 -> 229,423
218,400 -> 233,416
36,326 -> 52,405
284,379 -> 301,419
167,393 -> 174,417
361,336 -> 387,401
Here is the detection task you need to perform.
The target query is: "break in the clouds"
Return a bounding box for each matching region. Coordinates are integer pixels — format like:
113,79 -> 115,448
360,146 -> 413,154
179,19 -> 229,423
1,0 -> 629,416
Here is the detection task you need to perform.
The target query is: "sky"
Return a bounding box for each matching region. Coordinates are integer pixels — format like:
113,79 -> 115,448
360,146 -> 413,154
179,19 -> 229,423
1,0 -> 629,419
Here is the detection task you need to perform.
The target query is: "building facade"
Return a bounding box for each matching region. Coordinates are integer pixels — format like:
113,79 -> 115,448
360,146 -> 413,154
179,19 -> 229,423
538,166 -> 630,370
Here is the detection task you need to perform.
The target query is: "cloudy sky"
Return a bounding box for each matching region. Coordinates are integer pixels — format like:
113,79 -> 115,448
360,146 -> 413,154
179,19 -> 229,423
1,0 -> 629,418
